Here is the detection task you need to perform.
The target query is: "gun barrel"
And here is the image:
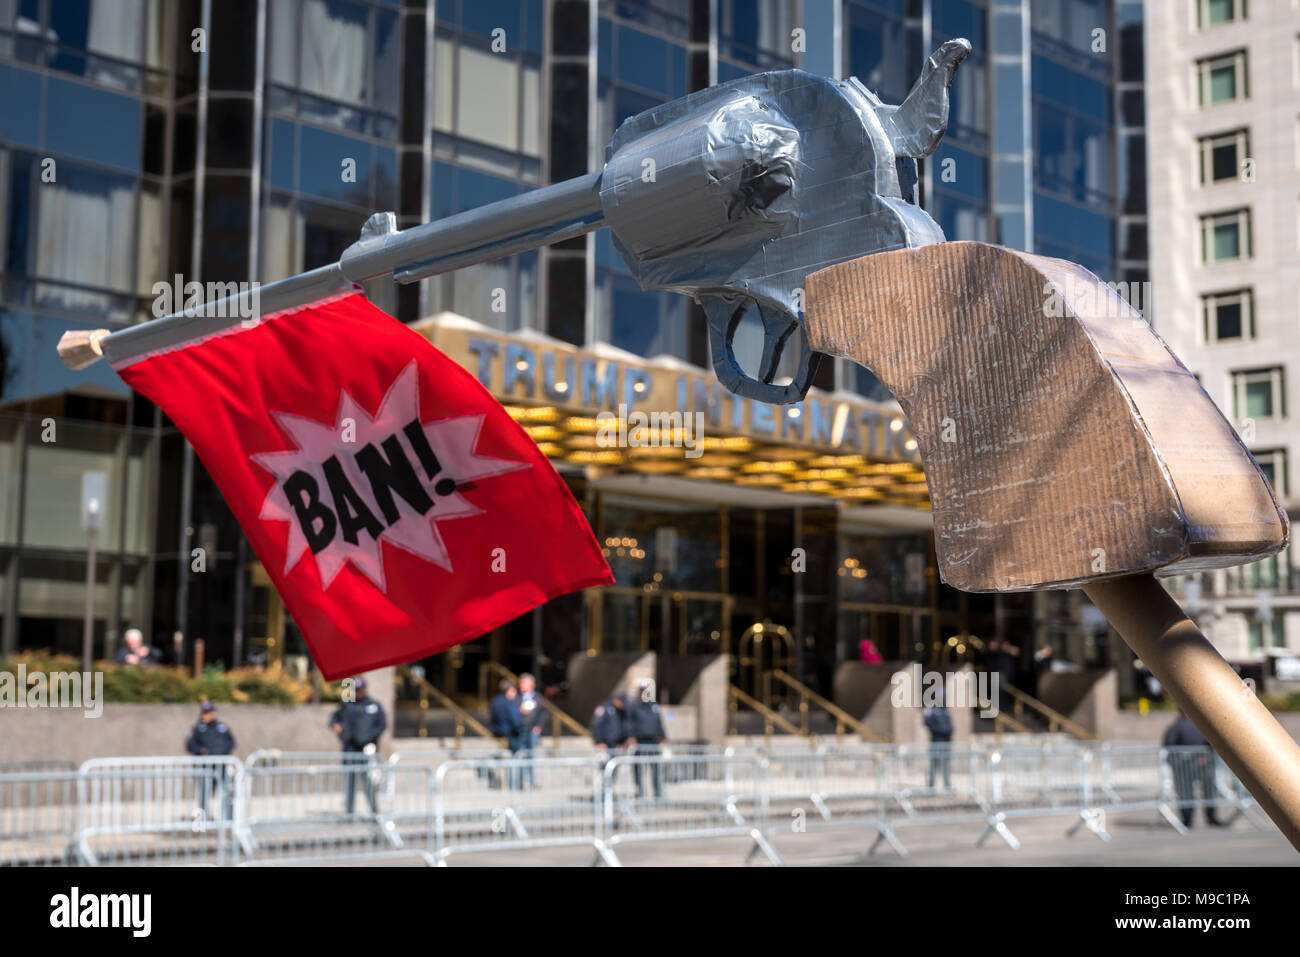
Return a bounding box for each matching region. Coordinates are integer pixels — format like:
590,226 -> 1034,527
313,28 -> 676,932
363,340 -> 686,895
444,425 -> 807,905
61,173 -> 608,369
341,172 -> 606,284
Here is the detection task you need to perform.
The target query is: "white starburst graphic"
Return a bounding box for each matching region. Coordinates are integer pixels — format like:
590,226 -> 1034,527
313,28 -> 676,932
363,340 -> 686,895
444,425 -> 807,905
252,361 -> 529,590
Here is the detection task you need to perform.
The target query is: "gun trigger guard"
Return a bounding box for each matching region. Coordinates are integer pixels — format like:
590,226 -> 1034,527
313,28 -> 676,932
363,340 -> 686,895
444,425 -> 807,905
702,295 -> 817,405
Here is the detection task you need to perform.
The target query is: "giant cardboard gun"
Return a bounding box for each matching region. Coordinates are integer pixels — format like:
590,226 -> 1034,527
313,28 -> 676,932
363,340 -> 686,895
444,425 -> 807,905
59,41 -> 1300,850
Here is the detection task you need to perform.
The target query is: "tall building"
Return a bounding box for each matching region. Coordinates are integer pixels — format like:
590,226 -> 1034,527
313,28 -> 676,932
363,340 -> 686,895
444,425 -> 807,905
1145,0 -> 1300,671
0,0 -> 1131,711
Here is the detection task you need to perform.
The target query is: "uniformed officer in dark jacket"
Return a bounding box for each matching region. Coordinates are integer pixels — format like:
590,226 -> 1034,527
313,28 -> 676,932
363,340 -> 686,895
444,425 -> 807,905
330,677 -> 388,814
186,700 -> 235,820
625,682 -> 667,798
489,680 -> 525,789
1162,711 -> 1222,827
591,694 -> 628,751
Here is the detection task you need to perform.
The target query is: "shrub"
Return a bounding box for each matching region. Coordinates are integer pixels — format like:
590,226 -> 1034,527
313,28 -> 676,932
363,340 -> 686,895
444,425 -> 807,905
0,652 -> 344,706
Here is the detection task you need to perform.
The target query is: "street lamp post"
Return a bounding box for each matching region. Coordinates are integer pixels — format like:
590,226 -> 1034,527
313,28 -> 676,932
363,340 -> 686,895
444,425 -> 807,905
80,471 -> 107,673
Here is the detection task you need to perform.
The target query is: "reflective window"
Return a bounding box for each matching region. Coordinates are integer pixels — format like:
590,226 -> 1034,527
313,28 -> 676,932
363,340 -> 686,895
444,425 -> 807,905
45,77 -> 141,171
0,64 -> 41,148
422,162 -> 537,332
600,494 -> 723,593
1032,92 -> 1113,205
0,310 -> 130,404
1252,449 -> 1288,497
595,5 -> 693,360
1199,208 -> 1251,263
600,0 -> 690,41
0,0 -> 170,92
21,417 -> 151,553
261,118 -> 396,216
433,27 -> 542,163
930,141 -> 990,242
932,192 -> 990,242
1031,0 -> 1110,56
2,152 -> 141,318
1197,50 -> 1249,107
846,0 -> 919,104
931,142 -> 988,203
1034,192 -> 1114,276
1032,54 -> 1109,121
839,528 -> 931,606
1231,367 -> 1283,421
268,0 -> 402,138
1198,128 -> 1249,184
1202,289 -> 1253,342
1197,0 -> 1248,30
440,0 -> 545,54
935,0 -> 988,49
717,0 -> 796,71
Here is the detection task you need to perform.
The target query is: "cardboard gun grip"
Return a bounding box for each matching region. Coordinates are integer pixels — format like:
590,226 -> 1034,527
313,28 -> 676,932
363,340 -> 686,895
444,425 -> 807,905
803,241 -> 1288,593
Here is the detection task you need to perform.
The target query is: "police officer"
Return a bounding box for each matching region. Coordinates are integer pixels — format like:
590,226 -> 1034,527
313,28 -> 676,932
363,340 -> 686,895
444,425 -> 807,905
624,681 -> 666,799
330,677 -> 388,815
591,694 -> 629,753
1162,710 -> 1222,827
489,679 -> 525,789
186,700 -> 235,820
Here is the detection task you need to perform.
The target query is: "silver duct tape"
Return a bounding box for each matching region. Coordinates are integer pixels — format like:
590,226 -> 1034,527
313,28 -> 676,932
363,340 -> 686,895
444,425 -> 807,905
598,42 -> 970,403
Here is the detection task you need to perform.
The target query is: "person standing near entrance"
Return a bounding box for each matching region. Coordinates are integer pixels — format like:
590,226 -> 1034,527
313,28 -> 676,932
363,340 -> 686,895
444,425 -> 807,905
186,700 -> 236,821
1162,710 -> 1223,827
117,627 -> 161,666
517,673 -> 546,788
592,694 -> 628,754
329,677 -> 387,815
922,695 -> 953,789
625,681 -> 667,799
490,679 -> 525,789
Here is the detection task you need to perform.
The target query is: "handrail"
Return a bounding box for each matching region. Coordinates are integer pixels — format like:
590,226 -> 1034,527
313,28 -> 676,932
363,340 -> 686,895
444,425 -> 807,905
397,666 -> 499,747
1004,683 -> 1097,740
727,684 -> 811,746
478,661 -> 590,747
992,710 -> 1035,737
764,669 -> 889,743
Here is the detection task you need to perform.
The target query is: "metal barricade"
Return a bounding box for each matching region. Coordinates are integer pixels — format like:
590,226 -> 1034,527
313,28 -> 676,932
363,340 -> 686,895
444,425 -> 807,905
759,744 -> 893,818
1089,744 -> 1262,834
1159,745 -> 1263,832
755,745 -> 897,855
862,745 -> 994,855
77,757 -> 243,865
1090,743 -> 1179,829
874,744 -> 995,854
244,749 -> 367,770
237,761 -> 435,865
977,747 -> 1104,848
0,772 -> 80,866
433,756 -> 609,864
602,751 -> 781,865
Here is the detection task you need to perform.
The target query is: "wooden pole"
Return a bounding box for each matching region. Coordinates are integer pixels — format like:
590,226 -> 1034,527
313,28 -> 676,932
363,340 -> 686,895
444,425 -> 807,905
1084,574 -> 1300,852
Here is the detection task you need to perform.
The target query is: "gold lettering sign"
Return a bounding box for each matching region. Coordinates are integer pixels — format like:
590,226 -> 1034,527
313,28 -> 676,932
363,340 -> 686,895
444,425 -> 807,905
413,315 -> 928,507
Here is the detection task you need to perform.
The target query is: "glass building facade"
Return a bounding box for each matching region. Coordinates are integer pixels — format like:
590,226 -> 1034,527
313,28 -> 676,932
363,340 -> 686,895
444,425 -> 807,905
0,0 -> 1134,706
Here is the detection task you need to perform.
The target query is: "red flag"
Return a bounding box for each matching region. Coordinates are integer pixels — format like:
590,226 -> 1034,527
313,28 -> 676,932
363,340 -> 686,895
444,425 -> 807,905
115,291 -> 613,679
